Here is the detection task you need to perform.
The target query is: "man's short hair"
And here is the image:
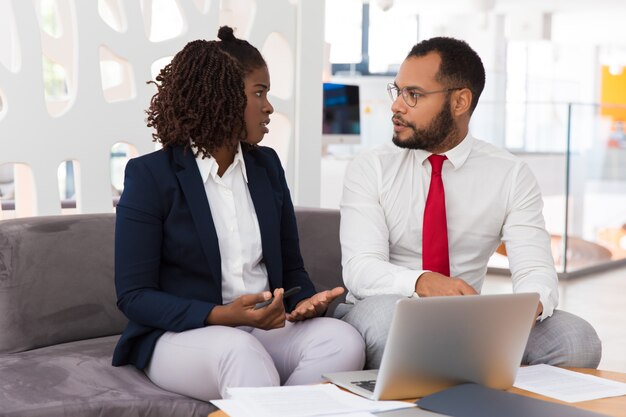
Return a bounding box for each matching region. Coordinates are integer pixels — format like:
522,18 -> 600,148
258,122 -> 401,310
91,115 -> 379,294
408,37 -> 485,114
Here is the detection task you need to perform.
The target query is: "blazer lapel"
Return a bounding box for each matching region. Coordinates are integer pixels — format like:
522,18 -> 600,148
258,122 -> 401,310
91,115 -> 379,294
172,147 -> 222,284
244,152 -> 282,290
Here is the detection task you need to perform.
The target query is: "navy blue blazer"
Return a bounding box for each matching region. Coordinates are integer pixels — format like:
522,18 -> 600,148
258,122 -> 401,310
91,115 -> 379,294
112,144 -> 316,369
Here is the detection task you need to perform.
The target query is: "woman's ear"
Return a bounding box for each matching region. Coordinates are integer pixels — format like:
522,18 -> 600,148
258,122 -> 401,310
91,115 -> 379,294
451,88 -> 473,117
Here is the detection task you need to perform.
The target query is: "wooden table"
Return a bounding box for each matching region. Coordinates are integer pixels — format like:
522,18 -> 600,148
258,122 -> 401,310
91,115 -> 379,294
209,367 -> 626,417
508,368 -> 626,417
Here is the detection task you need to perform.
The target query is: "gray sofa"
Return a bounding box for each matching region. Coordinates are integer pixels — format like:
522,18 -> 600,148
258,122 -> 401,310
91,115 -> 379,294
0,207 -> 344,417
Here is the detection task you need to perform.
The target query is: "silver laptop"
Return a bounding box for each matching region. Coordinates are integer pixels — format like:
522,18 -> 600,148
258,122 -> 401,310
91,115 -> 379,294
324,292 -> 539,400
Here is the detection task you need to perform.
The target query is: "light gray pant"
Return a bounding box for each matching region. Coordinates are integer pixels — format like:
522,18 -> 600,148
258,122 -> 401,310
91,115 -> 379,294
145,317 -> 365,401
335,294 -> 602,370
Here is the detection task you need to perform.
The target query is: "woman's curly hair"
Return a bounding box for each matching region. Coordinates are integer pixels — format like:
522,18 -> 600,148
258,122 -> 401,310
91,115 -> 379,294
145,26 -> 266,157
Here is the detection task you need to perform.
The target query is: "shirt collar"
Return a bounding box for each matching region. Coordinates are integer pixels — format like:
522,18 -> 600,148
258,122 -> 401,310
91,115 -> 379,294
194,142 -> 248,184
415,131 -> 474,170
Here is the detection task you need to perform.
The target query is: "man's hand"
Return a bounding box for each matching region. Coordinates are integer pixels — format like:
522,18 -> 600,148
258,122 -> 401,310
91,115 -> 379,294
286,287 -> 345,322
206,289 -> 287,330
415,272 -> 478,297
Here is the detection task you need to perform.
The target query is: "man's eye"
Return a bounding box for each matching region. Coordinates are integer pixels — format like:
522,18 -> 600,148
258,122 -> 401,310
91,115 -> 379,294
408,90 -> 420,99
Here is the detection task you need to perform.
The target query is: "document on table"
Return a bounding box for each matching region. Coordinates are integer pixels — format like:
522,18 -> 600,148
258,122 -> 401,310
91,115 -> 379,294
211,400 -> 376,417
514,364 -> 626,403
212,384 -> 415,417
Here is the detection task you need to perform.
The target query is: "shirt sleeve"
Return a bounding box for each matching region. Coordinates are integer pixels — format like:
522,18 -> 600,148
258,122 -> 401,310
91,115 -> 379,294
340,152 -> 422,300
502,161 -> 559,320
267,148 -> 317,309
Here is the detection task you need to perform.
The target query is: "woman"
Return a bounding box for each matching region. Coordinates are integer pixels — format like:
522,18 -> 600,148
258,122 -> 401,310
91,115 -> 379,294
112,26 -> 365,400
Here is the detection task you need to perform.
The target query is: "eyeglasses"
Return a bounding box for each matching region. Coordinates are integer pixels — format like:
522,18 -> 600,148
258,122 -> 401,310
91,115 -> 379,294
387,83 -> 463,108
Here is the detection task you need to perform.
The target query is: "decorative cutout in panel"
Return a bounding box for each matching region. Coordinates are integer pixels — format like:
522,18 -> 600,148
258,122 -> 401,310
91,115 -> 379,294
100,46 -> 136,102
147,0 -> 185,42
0,163 -> 14,220
0,164 -> 14,201
98,0 -> 127,33
150,56 -> 173,81
42,55 -> 68,99
42,55 -> 70,116
0,163 -> 36,219
261,32 -> 293,101
110,142 -> 138,196
57,160 -> 78,202
36,0 -> 63,39
59,159 -> 82,213
37,0 -> 76,118
0,0 -> 21,72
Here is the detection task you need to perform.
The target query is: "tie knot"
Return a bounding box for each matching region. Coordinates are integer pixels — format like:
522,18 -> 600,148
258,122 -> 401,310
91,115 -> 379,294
428,154 -> 447,175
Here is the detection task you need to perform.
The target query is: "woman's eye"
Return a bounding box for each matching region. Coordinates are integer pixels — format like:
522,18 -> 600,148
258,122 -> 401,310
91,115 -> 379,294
255,91 -> 263,97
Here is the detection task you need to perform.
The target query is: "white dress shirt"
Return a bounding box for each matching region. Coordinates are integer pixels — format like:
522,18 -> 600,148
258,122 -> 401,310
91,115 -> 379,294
196,143 -> 269,304
340,133 -> 558,320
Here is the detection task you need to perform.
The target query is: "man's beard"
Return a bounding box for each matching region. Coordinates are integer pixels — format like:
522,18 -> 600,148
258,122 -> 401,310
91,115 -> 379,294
392,98 -> 457,151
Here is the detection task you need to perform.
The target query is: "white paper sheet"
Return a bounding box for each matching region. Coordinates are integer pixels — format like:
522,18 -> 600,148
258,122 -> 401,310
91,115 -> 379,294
513,364 -> 626,403
211,401 -> 377,417
215,384 -> 414,417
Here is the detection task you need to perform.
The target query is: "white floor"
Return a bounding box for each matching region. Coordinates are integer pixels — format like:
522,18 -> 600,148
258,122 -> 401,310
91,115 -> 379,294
483,267 -> 626,373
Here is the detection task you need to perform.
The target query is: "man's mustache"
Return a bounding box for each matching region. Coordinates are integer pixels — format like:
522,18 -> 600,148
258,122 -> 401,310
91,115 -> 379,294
392,114 -> 408,126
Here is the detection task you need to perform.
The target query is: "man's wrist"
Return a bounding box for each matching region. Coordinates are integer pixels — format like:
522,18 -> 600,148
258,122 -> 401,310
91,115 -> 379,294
415,270 -> 432,293
415,270 -> 429,286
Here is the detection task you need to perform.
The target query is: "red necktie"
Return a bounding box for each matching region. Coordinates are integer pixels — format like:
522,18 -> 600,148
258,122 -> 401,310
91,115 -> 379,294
422,154 -> 450,276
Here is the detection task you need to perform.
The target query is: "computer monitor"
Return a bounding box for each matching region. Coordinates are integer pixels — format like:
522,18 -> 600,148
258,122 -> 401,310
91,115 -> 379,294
322,83 -> 361,145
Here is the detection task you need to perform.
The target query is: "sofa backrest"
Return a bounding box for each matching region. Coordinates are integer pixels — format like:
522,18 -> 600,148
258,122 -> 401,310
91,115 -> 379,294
0,214 -> 124,354
0,207 -> 345,354
294,207 -> 346,315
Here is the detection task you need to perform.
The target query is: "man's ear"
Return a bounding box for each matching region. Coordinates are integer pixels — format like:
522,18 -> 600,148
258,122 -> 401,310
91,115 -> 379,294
451,88 -> 472,117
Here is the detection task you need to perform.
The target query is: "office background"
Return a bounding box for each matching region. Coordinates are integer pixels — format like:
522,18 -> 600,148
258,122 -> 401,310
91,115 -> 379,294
0,0 -> 625,371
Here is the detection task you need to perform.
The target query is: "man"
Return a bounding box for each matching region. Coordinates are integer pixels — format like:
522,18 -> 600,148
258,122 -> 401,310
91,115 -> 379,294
336,36 -> 602,370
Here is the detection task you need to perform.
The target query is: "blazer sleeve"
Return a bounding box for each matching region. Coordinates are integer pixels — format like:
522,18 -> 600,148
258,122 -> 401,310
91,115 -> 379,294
115,157 -> 215,331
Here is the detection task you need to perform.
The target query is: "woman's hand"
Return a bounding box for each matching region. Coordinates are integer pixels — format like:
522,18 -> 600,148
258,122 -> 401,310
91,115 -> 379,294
205,289 -> 286,330
286,286 -> 345,322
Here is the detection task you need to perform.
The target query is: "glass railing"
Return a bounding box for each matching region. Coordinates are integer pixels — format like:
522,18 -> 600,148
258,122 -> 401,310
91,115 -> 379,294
477,102 -> 626,277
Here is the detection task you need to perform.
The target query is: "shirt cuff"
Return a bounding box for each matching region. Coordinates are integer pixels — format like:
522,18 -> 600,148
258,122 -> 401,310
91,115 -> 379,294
516,285 -> 556,321
393,269 -> 426,297
537,290 -> 555,321
411,270 -> 433,298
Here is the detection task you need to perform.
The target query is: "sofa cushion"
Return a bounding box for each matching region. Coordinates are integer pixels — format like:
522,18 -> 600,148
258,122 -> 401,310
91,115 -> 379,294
0,335 -> 215,417
0,214 -> 126,353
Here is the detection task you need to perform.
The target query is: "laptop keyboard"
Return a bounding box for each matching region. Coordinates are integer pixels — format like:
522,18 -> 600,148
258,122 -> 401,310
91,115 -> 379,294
351,379 -> 377,392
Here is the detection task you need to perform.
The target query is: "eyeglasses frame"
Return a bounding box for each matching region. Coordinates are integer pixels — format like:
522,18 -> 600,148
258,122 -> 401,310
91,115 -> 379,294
387,83 -> 465,108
